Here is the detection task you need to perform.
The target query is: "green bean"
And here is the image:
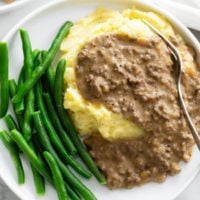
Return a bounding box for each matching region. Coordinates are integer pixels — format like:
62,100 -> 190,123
65,184 -> 81,200
10,50 -> 40,130
32,111 -> 96,200
15,31 -> 36,115
12,21 -> 73,104
61,119 -> 106,185
15,66 -> 25,114
20,29 -> 35,141
33,133 -> 80,199
9,79 -> 17,98
3,114 -> 21,153
41,50 -> 55,94
21,94 -> 34,141
53,59 -> 66,106
32,49 -> 40,61
43,151 -> 68,200
21,42 -> 44,190
32,133 -> 44,155
0,130 -> 25,184
22,89 -> 35,141
30,142 -> 45,195
14,50 -> 40,115
45,67 -> 55,93
8,129 -> 79,198
33,134 -> 80,200
20,29 -> 34,78
0,42 -> 9,118
3,114 -> 19,131
16,34 -> 37,115
54,60 -> 106,184
3,105 -> 77,197
10,129 -> 52,184
43,92 -> 76,155
8,79 -> 23,129
36,82 -> 91,178
30,164 -> 45,195
8,130 -> 79,200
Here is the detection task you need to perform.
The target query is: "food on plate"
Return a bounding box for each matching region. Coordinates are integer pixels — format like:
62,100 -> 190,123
43,151 -> 68,200
61,7 -> 200,189
0,21 -> 103,200
0,3 -> 199,199
0,42 -> 9,118
0,130 -> 25,184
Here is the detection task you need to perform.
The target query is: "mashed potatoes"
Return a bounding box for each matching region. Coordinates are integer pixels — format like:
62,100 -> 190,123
60,7 -> 197,140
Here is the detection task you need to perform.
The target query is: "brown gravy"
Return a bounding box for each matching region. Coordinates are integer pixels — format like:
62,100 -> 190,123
76,33 -> 200,189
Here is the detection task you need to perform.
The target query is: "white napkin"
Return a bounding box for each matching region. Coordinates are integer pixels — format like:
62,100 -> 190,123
151,0 -> 200,31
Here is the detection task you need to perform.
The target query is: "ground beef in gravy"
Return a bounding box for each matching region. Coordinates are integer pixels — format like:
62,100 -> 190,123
76,33 -> 200,189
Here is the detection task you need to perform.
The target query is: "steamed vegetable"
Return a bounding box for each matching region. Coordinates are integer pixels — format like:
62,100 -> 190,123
0,42 -> 9,118
10,129 -> 52,184
43,151 -> 68,200
54,60 -> 106,184
0,20 -> 104,200
12,21 -> 73,104
33,111 -> 96,200
0,130 -> 25,184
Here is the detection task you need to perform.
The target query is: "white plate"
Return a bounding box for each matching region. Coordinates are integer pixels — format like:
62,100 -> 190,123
0,0 -> 31,13
1,0 -> 200,200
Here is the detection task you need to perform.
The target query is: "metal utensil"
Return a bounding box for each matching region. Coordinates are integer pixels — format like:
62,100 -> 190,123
143,19 -> 200,151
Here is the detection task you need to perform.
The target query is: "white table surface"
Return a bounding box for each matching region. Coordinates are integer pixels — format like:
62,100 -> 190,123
0,0 -> 200,200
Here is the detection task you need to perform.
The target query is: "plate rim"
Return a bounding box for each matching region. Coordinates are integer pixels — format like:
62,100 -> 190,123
0,0 -> 32,13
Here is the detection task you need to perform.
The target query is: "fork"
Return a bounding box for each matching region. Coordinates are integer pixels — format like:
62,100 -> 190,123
143,19 -> 200,151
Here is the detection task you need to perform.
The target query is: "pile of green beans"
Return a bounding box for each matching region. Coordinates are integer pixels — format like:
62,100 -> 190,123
0,20 -> 106,200
12,21 -> 73,104
53,60 -> 106,184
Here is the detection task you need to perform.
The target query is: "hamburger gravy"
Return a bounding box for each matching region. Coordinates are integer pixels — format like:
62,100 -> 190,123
75,33 -> 200,189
